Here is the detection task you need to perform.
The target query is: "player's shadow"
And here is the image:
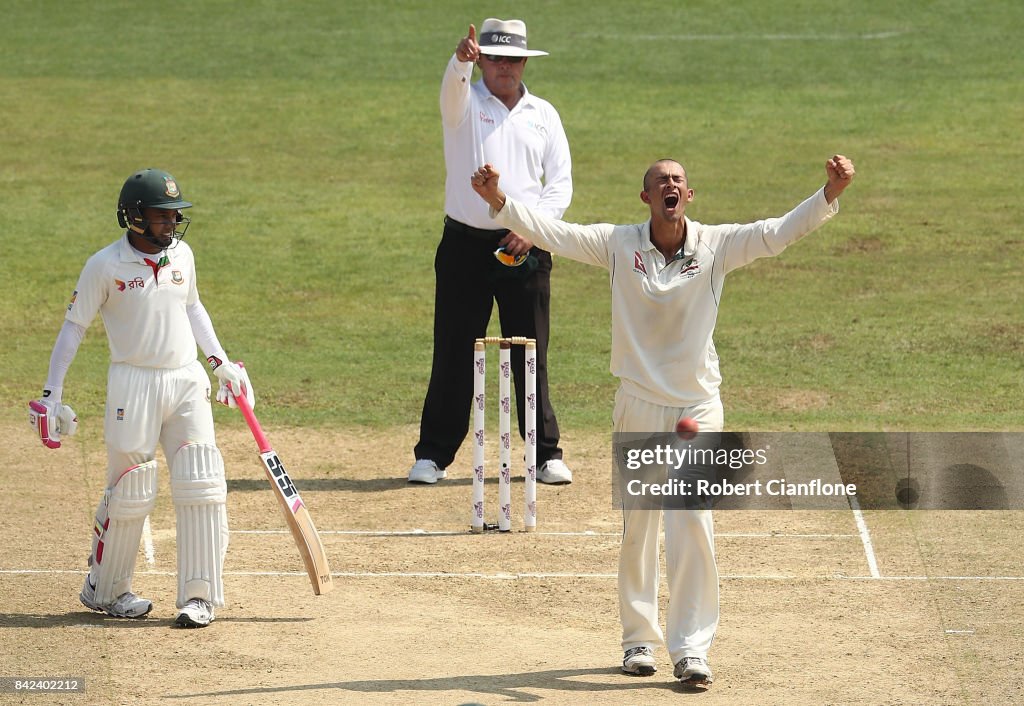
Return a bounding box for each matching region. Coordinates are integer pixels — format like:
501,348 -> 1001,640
0,612 -> 313,629
227,477 -> 524,493
227,477 -> 408,492
162,666 -> 695,702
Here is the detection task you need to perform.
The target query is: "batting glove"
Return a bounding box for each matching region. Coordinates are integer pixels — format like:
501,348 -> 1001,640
28,394 -> 78,449
211,359 -> 256,410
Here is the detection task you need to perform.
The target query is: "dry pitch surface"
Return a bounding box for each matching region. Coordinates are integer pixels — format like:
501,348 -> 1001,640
2,421 -> 1022,705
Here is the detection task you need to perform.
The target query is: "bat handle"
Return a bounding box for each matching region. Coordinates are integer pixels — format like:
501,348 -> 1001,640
229,365 -> 271,454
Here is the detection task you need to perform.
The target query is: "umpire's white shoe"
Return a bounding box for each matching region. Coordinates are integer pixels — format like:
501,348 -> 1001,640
79,577 -> 152,619
537,459 -> 572,485
407,459 -> 447,484
674,656 -> 713,688
622,646 -> 657,676
175,598 -> 214,628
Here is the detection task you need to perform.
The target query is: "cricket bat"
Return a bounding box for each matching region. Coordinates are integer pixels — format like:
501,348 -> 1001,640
233,389 -> 333,595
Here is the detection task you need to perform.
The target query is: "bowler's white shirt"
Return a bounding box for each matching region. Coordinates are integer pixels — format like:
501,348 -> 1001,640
66,235 -> 201,369
491,190 -> 839,406
441,56 -> 572,229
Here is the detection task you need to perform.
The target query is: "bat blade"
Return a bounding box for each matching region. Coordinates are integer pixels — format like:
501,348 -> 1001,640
233,388 -> 333,595
257,449 -> 334,595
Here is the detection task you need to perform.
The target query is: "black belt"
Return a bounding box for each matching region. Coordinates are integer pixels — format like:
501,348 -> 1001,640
444,216 -> 509,241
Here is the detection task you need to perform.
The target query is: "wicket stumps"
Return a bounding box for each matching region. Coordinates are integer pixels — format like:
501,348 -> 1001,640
472,337 -> 537,532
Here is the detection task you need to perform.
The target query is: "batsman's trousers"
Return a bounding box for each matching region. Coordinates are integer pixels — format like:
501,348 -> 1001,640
104,360 -> 216,480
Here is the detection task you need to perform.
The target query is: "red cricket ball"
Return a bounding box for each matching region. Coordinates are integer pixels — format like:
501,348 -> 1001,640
675,416 -> 699,440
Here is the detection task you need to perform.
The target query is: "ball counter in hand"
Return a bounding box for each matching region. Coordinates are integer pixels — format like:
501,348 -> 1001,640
493,246 -> 528,267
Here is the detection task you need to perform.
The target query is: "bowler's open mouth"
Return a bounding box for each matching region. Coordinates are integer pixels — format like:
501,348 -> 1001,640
664,193 -> 680,208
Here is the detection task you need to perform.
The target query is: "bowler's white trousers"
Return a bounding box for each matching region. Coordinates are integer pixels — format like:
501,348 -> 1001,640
104,360 -> 215,482
614,386 -> 723,663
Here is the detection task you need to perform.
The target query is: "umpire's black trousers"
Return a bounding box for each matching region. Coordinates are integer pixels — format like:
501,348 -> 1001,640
414,217 -> 563,470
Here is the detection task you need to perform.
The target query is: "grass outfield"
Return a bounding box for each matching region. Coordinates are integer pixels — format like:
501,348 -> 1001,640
1,1 -> 1021,432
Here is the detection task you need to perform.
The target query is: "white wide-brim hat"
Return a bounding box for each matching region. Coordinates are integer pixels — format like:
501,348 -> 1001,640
478,18 -> 549,57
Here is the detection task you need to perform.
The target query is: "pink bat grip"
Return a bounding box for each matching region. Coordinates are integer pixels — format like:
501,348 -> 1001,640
228,369 -> 270,453
234,392 -> 270,453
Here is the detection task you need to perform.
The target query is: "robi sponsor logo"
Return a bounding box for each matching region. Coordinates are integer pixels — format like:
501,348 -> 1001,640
115,277 -> 146,292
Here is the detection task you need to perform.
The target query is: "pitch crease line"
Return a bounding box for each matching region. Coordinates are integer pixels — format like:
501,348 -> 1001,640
5,569 -> 1024,581
848,489 -> 881,578
231,529 -> 857,539
838,575 -> 1024,581
0,568 -> 793,580
232,529 -> 614,537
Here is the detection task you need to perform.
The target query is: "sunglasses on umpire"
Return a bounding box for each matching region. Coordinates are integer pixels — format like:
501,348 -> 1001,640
483,54 -> 524,64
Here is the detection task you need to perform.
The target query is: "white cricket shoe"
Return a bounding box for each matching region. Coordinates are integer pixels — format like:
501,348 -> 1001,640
537,459 -> 572,485
407,459 -> 447,484
175,598 -> 215,628
622,646 -> 657,676
79,576 -> 152,619
674,656 -> 713,688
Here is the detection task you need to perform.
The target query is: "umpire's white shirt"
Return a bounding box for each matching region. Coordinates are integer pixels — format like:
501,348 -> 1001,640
491,190 -> 839,406
66,234 -> 200,369
441,56 -> 572,228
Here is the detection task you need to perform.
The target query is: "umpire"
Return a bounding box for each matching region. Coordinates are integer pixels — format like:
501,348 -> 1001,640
407,18 -> 574,486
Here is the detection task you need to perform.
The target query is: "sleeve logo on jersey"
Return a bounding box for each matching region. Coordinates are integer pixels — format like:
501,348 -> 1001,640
67,290 -> 78,311
633,251 -> 648,277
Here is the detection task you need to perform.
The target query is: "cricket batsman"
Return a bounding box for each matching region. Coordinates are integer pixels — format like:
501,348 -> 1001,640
29,168 -> 255,627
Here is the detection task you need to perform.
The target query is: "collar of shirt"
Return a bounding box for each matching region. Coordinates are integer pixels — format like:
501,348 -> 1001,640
472,78 -> 533,112
118,233 -> 150,264
641,217 -> 698,265
119,233 -> 170,270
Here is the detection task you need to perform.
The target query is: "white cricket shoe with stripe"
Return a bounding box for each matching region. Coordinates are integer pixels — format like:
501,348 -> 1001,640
622,646 -> 657,675
674,656 -> 713,688
175,598 -> 215,628
80,576 -> 152,619
407,459 -> 447,484
538,459 -> 572,485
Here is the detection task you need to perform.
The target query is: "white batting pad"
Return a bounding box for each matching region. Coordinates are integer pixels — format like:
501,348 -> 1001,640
89,460 -> 158,605
170,443 -> 228,608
